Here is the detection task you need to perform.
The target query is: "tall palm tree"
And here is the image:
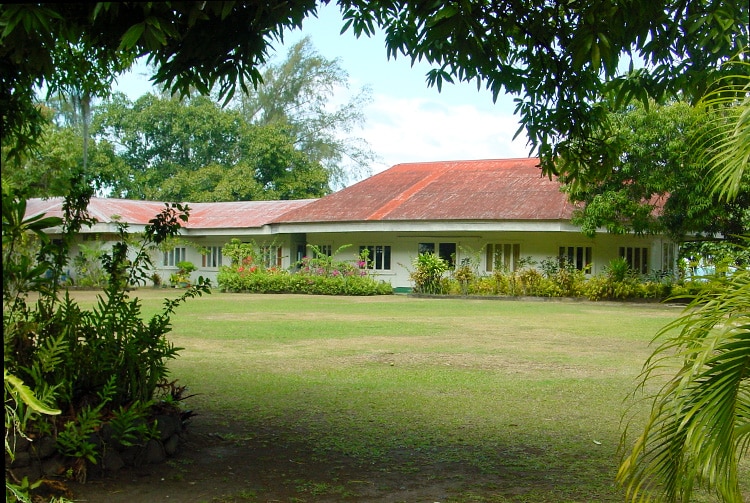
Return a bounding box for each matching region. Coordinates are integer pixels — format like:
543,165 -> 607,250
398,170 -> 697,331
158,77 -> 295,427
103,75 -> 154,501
617,62 -> 750,502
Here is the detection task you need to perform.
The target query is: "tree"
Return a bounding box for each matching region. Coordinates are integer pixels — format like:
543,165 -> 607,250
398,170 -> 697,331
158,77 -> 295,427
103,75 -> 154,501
238,36 -> 376,187
2,2 -> 747,179
2,4 -> 748,500
562,101 -> 750,241
1,116 -> 127,199
336,0 -> 748,180
617,69 -> 750,503
94,93 -> 329,201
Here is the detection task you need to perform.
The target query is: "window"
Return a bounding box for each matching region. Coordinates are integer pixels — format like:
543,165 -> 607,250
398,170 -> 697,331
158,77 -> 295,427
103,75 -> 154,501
619,246 -> 649,274
163,247 -> 186,267
486,243 -> 521,272
260,245 -> 282,269
202,246 -> 223,268
295,244 -> 306,263
418,242 -> 456,268
314,244 -> 333,257
418,242 -> 435,255
662,243 -> 675,272
559,246 -> 592,271
359,245 -> 391,270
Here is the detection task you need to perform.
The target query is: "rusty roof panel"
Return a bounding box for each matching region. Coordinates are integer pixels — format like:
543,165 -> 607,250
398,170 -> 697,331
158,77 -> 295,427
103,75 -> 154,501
274,158 -> 575,223
25,158 -> 576,229
24,198 -> 315,229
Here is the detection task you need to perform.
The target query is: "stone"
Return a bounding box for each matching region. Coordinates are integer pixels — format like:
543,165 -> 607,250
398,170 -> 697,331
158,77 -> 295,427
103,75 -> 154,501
144,439 -> 166,465
163,434 -> 180,456
9,451 -> 31,468
101,448 -> 125,472
7,433 -> 31,453
9,461 -> 42,484
154,414 -> 180,441
120,444 -> 141,466
41,455 -> 67,477
33,436 -> 57,459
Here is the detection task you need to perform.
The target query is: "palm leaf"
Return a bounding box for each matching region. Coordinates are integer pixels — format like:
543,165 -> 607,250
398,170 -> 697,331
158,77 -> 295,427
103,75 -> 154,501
692,60 -> 750,202
618,253 -> 750,503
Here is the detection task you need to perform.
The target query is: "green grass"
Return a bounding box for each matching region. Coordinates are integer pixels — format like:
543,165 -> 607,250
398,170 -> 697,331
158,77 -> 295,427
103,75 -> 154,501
70,290 -> 748,502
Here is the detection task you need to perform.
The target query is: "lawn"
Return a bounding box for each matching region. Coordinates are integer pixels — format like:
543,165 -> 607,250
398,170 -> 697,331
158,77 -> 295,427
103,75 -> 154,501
71,290 -> 749,502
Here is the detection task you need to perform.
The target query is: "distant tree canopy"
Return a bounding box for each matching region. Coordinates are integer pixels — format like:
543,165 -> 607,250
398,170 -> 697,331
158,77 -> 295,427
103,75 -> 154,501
3,36 -> 373,202
238,37 -> 375,188
2,1 -> 747,182
563,101 -> 750,241
94,93 -> 330,201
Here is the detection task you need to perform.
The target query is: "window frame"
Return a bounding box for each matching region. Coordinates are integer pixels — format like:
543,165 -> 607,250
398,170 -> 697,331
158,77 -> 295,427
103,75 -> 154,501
558,245 -> 592,272
202,246 -> 223,268
486,243 -> 521,272
359,244 -> 392,271
619,246 -> 649,274
418,241 -> 456,269
163,247 -> 187,267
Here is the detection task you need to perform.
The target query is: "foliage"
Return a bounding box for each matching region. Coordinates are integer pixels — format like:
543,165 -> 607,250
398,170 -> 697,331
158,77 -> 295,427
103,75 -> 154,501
337,1 -> 748,180
237,37 -> 376,188
618,251 -> 750,502
693,62 -> 750,202
618,66 -> 750,503
218,241 -> 392,295
94,93 -> 329,201
416,250 -> 688,301
0,2 -> 318,158
409,253 -> 450,295
72,241 -> 108,287
563,100 -> 750,241
0,117 -> 127,200
2,2 -> 747,181
170,261 -> 196,287
3,193 -> 209,490
4,368 -> 62,502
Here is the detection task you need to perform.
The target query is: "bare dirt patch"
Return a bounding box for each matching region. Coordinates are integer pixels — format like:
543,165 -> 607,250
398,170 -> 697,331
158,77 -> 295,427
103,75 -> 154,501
67,411 -> 561,503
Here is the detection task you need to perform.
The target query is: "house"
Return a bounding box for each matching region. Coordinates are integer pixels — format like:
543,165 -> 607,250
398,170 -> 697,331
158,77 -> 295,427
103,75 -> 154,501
25,158 -> 677,290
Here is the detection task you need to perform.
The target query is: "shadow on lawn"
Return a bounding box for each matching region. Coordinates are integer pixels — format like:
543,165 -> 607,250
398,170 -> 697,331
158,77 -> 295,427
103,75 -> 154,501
69,410 -> 624,503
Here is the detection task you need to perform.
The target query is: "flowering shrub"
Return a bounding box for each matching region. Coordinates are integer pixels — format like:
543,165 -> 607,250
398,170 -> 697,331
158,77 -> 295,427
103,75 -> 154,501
217,243 -> 392,295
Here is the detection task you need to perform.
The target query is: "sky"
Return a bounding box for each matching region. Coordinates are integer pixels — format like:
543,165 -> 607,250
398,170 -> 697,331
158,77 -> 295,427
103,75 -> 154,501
114,3 -> 532,181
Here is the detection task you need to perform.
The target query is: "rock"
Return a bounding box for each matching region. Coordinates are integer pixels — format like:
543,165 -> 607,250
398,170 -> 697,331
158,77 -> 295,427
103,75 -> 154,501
101,448 -> 125,472
164,434 -> 180,456
120,444 -> 141,466
33,436 -> 57,459
9,451 -> 31,468
144,439 -> 166,465
7,433 -> 31,453
155,414 -> 180,441
41,455 -> 67,477
9,462 -> 42,485
99,423 -> 115,446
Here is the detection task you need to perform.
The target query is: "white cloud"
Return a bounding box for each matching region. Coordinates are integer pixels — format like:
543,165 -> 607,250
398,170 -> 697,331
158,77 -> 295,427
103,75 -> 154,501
363,94 -> 532,174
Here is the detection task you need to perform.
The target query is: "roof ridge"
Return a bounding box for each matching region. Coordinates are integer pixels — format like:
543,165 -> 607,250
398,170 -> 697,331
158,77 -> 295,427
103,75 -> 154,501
365,164 -> 452,221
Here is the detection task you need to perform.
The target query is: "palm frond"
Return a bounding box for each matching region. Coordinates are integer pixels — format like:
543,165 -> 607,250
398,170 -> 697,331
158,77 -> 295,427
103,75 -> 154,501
619,254 -> 750,503
692,60 -> 750,202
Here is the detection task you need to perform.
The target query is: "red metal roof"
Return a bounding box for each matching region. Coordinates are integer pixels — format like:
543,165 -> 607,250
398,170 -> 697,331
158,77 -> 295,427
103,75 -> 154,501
24,158 -> 576,228
274,158 -> 576,223
24,198 -> 315,229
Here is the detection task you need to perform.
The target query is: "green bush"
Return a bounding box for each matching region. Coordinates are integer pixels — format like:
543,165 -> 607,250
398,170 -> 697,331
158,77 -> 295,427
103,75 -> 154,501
218,243 -> 393,296
410,253 -> 449,294
4,195 -> 209,487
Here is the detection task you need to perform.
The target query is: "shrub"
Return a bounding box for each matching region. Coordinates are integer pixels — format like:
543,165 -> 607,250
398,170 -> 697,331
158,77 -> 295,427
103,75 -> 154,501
4,195 -> 209,488
410,253 -> 449,294
217,243 -> 393,296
